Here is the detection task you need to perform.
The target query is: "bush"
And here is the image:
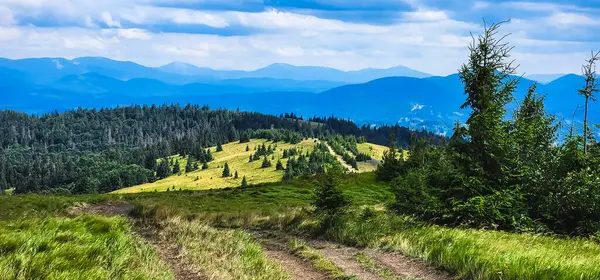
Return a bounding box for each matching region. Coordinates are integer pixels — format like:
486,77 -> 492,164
543,168 -> 600,236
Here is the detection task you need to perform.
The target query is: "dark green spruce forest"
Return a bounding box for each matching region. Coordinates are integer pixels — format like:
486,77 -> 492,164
376,22 -> 600,237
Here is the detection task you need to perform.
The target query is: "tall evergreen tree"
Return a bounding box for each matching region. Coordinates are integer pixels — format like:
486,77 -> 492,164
0,160 -> 6,195
185,156 -> 194,173
241,175 -> 248,187
216,143 -> 223,152
234,170 -> 239,179
202,161 -> 209,170
511,83 -> 559,213
156,158 -> 171,179
173,159 -> 181,175
246,144 -> 250,152
222,162 -> 231,177
455,20 -> 518,185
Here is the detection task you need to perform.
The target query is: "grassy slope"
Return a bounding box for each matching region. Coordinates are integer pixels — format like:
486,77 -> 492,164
114,139 -> 317,194
355,143 -> 408,172
357,143 -> 409,161
0,215 -> 173,280
357,143 -> 388,161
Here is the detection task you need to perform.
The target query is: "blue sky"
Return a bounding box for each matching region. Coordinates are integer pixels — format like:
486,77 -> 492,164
0,0 -> 598,75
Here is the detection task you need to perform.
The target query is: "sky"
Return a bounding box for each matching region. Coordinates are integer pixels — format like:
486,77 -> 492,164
0,0 -> 599,75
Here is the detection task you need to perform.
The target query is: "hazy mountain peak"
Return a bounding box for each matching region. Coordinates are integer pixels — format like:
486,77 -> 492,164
525,73 -> 569,84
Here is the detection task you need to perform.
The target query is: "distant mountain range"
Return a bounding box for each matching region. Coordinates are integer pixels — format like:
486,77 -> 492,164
0,57 -> 590,135
0,57 -> 431,85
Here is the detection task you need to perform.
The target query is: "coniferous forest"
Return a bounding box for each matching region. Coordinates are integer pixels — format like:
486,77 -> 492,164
377,22 -> 600,237
0,104 -> 440,194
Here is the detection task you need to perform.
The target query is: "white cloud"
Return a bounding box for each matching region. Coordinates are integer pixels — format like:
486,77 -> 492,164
102,12 -> 121,28
0,27 -> 21,41
0,6 -> 15,25
403,10 -> 448,22
103,28 -> 151,40
275,46 -> 304,57
64,36 -> 106,50
234,9 -> 389,34
546,12 -> 599,26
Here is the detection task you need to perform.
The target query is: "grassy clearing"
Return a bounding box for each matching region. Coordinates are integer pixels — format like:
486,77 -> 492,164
125,172 -> 392,215
356,143 -> 408,161
114,139 -> 317,194
357,143 -> 387,161
288,238 -> 357,279
0,215 -> 172,280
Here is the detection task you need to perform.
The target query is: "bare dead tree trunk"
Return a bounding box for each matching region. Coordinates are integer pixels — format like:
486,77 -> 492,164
584,97 -> 589,154
579,51 -> 600,155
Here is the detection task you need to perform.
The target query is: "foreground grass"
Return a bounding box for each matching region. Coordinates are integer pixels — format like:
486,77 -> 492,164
133,205 -> 290,280
4,172 -> 600,279
114,139 -> 317,193
0,215 -> 172,280
319,210 -> 600,280
186,203 -> 600,279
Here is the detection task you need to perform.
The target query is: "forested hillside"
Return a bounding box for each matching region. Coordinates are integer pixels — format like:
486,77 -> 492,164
0,105 -> 441,194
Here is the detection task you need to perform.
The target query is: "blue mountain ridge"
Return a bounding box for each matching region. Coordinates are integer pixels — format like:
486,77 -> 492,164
0,57 -> 590,135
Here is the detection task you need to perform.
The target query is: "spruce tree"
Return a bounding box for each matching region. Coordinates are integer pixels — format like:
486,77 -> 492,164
276,159 -> 284,170
222,162 -> 231,177
185,156 -> 194,173
246,144 -> 250,151
173,159 -> 181,175
234,170 -> 239,179
376,132 -> 403,181
241,176 -> 248,187
314,172 -> 348,215
216,143 -> 223,152
261,156 -> 272,168
249,154 -> 253,162
455,20 -> 517,184
156,158 -> 171,179
202,161 -> 209,170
